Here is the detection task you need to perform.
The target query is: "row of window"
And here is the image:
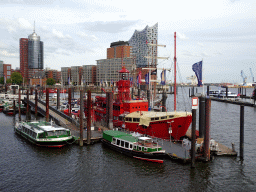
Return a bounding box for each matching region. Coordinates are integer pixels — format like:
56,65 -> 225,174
112,138 -> 147,152
22,126 -> 37,139
125,115 -> 175,122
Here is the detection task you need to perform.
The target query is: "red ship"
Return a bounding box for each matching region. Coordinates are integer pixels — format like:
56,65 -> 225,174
93,33 -> 192,141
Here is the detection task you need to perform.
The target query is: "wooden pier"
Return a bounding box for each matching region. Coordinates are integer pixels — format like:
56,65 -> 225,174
210,97 -> 255,107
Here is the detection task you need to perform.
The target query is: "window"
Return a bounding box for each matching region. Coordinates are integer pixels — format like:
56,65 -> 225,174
7,71 -> 11,76
133,118 -> 140,122
113,138 -> 116,144
130,144 -> 133,149
133,145 -> 137,150
117,139 -> 120,146
125,142 -> 129,148
161,116 -> 167,120
138,146 -> 142,151
121,141 -> 124,147
144,147 -> 147,152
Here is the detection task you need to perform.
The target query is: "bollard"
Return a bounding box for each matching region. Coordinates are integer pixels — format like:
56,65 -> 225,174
207,86 -> 209,97
147,90 -> 150,109
240,105 -> 244,160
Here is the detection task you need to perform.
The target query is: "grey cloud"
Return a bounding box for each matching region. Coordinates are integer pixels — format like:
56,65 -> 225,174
82,20 -> 139,33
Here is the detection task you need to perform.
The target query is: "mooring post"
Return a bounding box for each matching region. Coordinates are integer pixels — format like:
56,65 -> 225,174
79,89 -> 84,147
138,88 -> 140,99
18,89 -> 21,121
162,91 -> 167,112
68,88 -> 71,117
26,90 -> 31,120
106,92 -> 109,127
204,98 -> 211,161
240,105 -> 244,160
131,88 -> 134,100
46,88 -> 49,122
226,87 -> 228,98
207,86 -> 209,97
35,89 -> 38,120
147,90 -> 150,109
57,89 -> 60,110
192,87 -> 194,97
108,92 -> 113,129
13,99 -> 16,115
199,96 -> 205,138
245,88 -> 246,96
87,90 -> 91,145
189,88 -> 191,97
191,108 -> 196,168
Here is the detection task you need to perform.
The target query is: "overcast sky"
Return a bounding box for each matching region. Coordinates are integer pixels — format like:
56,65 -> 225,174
0,0 -> 255,83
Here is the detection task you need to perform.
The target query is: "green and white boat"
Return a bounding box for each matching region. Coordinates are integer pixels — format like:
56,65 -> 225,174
15,121 -> 75,148
102,130 -> 166,163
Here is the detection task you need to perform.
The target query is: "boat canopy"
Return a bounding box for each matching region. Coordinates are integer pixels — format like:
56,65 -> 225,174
125,111 -> 192,127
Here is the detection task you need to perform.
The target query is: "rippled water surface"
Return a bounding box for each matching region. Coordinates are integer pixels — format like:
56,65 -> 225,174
0,87 -> 255,191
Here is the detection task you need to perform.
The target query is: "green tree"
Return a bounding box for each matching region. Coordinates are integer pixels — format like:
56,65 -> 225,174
46,78 -> 56,85
6,78 -> 12,84
11,72 -> 23,85
0,77 -> 4,84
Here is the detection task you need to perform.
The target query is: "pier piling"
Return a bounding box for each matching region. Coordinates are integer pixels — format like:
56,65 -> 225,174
138,88 -> 140,98
207,86 -> 209,97
46,88 -> 49,122
26,90 -> 31,121
108,92 -> 113,129
57,89 -> 60,110
68,88 -> 71,117
240,105 -> 244,160
18,89 -> 21,121
191,109 -> 196,168
13,99 -> 16,115
199,97 -> 206,138
147,90 -> 150,109
79,89 -> 84,147
35,89 -> 38,120
204,98 -> 211,161
87,90 -> 91,145
162,91 -> 167,112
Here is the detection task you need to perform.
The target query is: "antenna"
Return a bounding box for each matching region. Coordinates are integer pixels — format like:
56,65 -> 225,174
33,21 -> 35,33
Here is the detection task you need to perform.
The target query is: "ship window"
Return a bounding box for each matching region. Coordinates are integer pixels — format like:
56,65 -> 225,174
133,118 -> 140,122
113,138 -> 116,144
161,116 -> 167,119
151,118 -> 154,121
130,144 -> 133,149
169,115 -> 174,118
126,117 -> 132,122
117,139 -> 120,145
125,142 -> 129,148
133,145 -> 137,150
155,117 -> 159,120
138,146 -> 142,151
144,147 -> 147,151
121,141 -> 124,147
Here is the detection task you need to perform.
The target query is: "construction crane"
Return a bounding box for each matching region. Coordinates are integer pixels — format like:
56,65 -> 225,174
250,68 -> 254,83
241,70 -> 247,86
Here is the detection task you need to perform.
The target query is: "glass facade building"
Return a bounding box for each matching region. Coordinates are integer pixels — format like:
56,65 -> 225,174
128,23 -> 158,68
28,31 -> 44,69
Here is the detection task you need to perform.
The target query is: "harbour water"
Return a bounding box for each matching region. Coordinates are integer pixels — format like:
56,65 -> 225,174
0,87 -> 256,191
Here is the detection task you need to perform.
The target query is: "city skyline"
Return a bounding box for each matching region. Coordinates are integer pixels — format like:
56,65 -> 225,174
0,0 -> 255,84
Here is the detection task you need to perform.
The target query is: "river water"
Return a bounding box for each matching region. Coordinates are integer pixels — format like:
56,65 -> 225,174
0,87 -> 255,191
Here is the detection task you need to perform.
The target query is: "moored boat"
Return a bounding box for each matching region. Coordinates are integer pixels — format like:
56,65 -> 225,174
102,130 -> 166,163
15,121 -> 75,147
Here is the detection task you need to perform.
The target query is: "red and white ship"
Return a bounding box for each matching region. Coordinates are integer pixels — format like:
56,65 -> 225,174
93,32 -> 192,140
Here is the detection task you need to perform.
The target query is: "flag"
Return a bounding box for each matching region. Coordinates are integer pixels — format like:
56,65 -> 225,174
160,70 -> 166,85
137,70 -> 142,86
151,69 -> 157,75
129,77 -> 133,85
145,73 -> 149,84
192,61 -> 203,87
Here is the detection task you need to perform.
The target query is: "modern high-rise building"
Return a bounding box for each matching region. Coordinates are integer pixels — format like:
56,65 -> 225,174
28,29 -> 43,69
128,23 -> 158,68
20,26 -> 44,83
20,38 -> 29,80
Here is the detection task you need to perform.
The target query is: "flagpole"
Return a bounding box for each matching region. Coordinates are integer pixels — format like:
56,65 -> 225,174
202,59 -> 204,96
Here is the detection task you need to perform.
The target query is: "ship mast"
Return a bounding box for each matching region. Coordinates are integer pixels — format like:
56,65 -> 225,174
174,32 -> 177,111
